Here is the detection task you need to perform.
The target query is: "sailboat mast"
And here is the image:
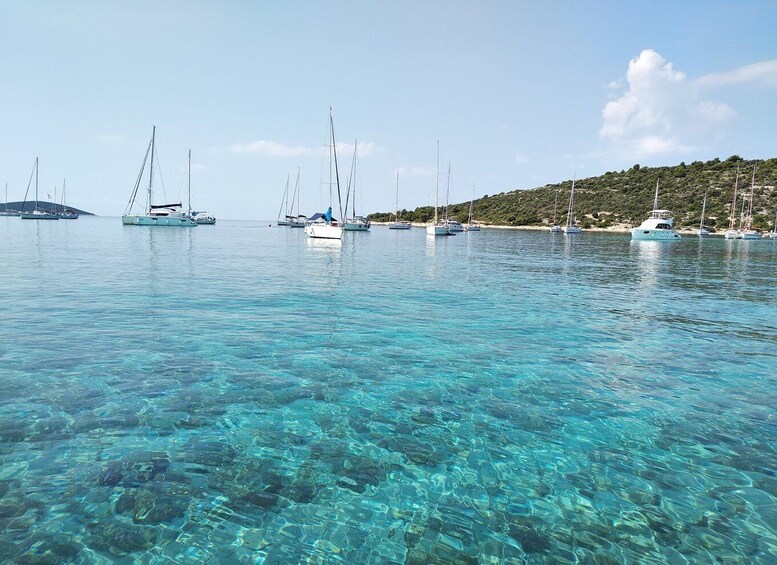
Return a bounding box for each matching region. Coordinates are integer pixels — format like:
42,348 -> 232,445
653,179 -> 659,210
434,141 -> 439,224
395,171 -> 400,220
148,125 -> 156,212
352,142 -> 357,218
294,167 -> 300,216
469,184 -> 475,224
729,166 -> 739,230
35,157 -> 39,212
188,149 -> 192,216
567,177 -> 576,227
445,162 -> 451,223
700,192 -> 707,231
329,108 -> 343,221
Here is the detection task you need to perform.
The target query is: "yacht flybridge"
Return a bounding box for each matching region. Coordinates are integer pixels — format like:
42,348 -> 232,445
631,180 -> 680,241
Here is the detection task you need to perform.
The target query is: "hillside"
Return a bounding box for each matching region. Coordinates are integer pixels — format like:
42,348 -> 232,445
2,201 -> 95,215
369,156 -> 777,231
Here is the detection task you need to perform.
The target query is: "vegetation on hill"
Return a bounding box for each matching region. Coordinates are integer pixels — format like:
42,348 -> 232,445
369,156 -> 777,231
2,201 -> 94,215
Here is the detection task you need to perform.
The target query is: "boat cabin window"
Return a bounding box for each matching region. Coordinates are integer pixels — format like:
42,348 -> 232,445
656,223 -> 671,230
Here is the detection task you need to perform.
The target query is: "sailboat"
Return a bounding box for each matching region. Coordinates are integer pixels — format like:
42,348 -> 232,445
288,167 -> 306,227
122,126 -> 196,226
549,188 -> 560,232
465,184 -> 480,231
562,176 -> 581,234
0,182 -> 18,216
59,179 -> 79,219
305,107 -> 344,240
697,191 -> 709,237
443,163 -> 463,233
724,166 -> 740,239
343,141 -> 370,231
426,142 -> 450,236
181,151 -> 216,225
21,158 -> 59,220
388,171 -> 411,230
631,179 -> 680,240
276,175 -> 291,226
739,166 -> 761,239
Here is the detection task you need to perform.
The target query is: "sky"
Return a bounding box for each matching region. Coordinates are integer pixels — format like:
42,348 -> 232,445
1,0 -> 776,220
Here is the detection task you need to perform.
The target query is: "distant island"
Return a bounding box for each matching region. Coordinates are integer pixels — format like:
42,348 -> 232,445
1,201 -> 95,216
369,156 -> 777,232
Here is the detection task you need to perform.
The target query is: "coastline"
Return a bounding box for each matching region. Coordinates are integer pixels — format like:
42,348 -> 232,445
370,221 -> 726,235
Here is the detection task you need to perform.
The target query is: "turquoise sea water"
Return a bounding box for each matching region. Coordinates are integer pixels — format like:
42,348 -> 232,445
1,216 -> 776,563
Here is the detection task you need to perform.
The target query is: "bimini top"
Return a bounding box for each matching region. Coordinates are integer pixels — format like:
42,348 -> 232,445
647,209 -> 672,219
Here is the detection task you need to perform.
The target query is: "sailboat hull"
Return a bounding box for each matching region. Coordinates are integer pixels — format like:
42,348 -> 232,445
122,215 -> 196,226
305,223 -> 343,239
21,212 -> 59,220
343,222 -> 370,231
389,222 -> 412,230
426,224 -> 450,236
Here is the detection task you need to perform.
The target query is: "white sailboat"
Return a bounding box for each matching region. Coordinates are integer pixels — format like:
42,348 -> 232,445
631,179 -> 680,240
388,171 -> 411,229
465,184 -> 480,231
426,141 -> 449,236
343,141 -> 370,231
698,191 -> 709,237
724,166 -> 740,239
59,179 -> 78,219
122,126 -> 196,227
739,166 -> 761,239
305,107 -> 344,240
549,188 -> 560,232
443,163 -> 463,233
562,176 -> 581,234
276,174 -> 291,226
0,182 -> 18,216
288,167 -> 306,228
21,158 -> 59,220
184,151 -> 216,225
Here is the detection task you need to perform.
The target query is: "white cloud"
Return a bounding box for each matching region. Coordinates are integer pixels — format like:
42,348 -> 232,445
600,49 -> 736,158
225,140 -> 380,158
696,59 -> 777,89
96,134 -> 126,144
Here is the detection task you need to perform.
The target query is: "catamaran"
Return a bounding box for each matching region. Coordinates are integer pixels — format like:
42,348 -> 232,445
122,126 -> 196,226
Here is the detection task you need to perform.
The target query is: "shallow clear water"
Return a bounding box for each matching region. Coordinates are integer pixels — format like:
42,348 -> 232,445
1,217 -> 776,563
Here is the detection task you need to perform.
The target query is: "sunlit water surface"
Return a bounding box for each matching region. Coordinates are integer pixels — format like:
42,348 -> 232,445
1,217 -> 776,563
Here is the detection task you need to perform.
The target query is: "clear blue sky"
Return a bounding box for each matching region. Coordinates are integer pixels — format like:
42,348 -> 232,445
2,1 -> 776,219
